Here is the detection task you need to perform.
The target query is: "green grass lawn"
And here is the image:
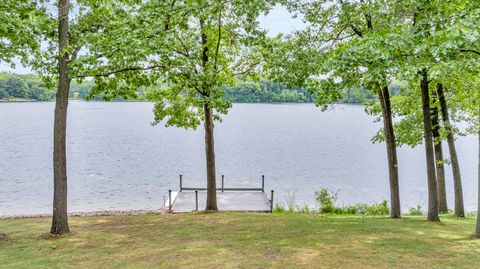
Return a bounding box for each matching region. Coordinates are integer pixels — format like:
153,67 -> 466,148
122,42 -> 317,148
0,212 -> 479,268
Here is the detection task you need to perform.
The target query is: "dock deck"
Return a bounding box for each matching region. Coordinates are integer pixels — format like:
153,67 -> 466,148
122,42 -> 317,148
166,175 -> 274,213
171,191 -> 272,212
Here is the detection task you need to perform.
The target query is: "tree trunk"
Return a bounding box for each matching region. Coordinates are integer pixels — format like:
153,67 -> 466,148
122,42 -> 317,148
51,0 -> 70,235
199,19 -> 218,211
377,85 -> 401,218
437,83 -> 465,217
431,93 -> 448,213
204,103 -> 218,211
420,70 -> 439,221
475,130 -> 480,237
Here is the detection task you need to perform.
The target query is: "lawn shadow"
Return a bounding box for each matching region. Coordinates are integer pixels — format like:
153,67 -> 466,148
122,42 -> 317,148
0,233 -> 7,243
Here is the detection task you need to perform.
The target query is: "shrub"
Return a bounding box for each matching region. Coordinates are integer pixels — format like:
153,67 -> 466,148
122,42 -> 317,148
315,188 -> 338,213
274,188 -> 390,216
315,188 -> 389,215
407,205 -> 423,216
352,200 -> 390,215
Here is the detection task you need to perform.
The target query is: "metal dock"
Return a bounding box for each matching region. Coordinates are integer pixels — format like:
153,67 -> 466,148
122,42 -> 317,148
166,175 -> 274,213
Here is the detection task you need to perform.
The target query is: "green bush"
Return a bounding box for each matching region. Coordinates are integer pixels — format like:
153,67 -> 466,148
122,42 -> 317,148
350,200 -> 390,215
273,189 -> 390,216
314,189 -> 338,213
407,205 -> 423,216
314,188 -> 389,215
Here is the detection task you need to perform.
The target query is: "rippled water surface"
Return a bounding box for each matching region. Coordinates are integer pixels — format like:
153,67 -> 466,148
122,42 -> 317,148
0,101 -> 477,215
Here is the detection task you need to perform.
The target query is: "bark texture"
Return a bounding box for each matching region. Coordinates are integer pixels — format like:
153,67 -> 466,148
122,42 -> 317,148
431,94 -> 448,212
204,103 -> 218,211
51,0 -> 71,235
377,86 -> 401,218
420,70 -> 439,221
437,84 -> 465,217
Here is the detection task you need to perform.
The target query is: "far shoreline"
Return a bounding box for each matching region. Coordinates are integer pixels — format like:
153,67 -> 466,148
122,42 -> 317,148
0,99 -> 366,106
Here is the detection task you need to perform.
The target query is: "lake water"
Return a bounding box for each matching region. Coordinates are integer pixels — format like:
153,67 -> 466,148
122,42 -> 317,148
0,101 -> 478,215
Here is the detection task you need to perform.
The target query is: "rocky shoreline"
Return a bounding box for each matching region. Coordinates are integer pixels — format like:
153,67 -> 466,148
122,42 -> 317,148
0,208 -> 166,219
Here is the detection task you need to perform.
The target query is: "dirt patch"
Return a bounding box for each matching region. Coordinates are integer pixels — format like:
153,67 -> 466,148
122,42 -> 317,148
83,218 -> 134,232
297,249 -> 320,263
38,233 -> 56,240
38,233 -> 71,240
0,233 -> 7,242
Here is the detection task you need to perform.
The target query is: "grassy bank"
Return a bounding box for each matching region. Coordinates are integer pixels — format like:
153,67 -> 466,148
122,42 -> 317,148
0,212 -> 479,268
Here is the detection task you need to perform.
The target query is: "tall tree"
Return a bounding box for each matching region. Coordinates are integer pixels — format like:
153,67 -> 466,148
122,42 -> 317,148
28,0 -> 134,234
50,0 -> 71,234
77,0 -> 273,210
436,84 -> 464,217
419,70 -> 440,221
431,92 -> 448,212
407,0 -> 440,221
449,68 -> 479,232
443,57 -> 480,232
448,70 -> 479,232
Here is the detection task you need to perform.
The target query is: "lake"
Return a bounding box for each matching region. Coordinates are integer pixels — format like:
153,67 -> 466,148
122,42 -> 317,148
0,101 -> 477,216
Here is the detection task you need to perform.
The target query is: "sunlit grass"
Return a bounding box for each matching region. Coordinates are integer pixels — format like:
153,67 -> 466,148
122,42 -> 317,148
0,213 -> 479,268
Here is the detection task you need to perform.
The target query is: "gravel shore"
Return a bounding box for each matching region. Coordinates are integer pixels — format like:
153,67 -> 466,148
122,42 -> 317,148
0,209 -> 166,219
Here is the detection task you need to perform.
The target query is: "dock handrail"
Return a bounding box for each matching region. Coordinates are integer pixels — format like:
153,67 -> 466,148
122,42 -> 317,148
181,187 -> 264,191
179,174 -> 266,192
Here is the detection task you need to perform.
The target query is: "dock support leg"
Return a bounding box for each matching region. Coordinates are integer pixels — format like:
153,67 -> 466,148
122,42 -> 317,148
221,175 -> 224,192
270,190 -> 274,213
168,190 -> 172,213
179,175 -> 183,192
262,175 -> 265,192
195,190 -> 198,211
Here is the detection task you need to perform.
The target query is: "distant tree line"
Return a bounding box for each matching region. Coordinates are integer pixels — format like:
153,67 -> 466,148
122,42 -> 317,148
0,73 -> 54,101
1,72 -> 402,104
0,73 -> 90,101
223,79 -> 314,103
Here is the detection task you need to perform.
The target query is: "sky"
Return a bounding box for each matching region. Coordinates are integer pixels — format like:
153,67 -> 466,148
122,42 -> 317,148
0,4 -> 306,74
259,4 -> 306,36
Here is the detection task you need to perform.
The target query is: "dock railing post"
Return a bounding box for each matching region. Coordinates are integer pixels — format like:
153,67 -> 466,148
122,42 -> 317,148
270,190 -> 274,213
179,175 -> 183,192
168,190 -> 172,213
221,175 -> 224,192
195,190 -> 198,211
262,175 -> 265,192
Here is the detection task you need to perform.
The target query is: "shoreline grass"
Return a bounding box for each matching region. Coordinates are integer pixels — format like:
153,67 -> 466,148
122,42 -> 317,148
1,212 -> 479,268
